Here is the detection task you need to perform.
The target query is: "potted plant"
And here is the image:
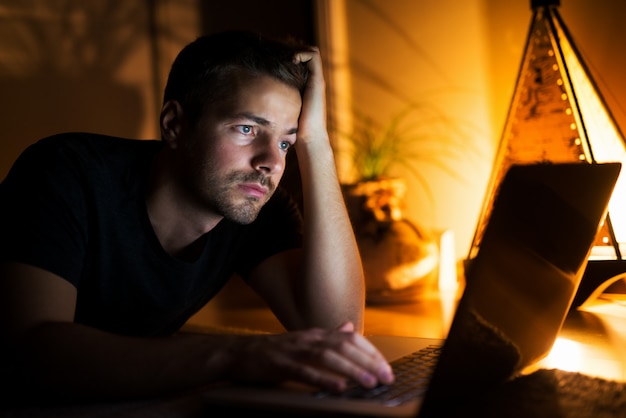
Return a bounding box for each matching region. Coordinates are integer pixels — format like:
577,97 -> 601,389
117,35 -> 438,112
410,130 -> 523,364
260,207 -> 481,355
338,105 -> 467,304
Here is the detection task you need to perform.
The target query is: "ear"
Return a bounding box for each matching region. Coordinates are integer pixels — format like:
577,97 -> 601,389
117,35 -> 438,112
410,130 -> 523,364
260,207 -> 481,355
160,100 -> 185,149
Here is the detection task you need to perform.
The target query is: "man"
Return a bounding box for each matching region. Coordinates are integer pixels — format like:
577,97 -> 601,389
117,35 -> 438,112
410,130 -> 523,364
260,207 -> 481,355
0,31 -> 394,404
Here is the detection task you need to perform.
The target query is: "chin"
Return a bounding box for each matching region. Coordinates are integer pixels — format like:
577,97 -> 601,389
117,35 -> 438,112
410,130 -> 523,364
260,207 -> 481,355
224,205 -> 262,225
227,214 -> 259,225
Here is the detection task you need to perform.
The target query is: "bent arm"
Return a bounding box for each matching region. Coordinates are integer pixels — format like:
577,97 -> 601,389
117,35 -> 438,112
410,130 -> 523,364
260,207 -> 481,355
293,48 -> 365,332
1,262 -> 388,404
0,262 -> 231,402
249,49 -> 365,333
296,128 -> 365,332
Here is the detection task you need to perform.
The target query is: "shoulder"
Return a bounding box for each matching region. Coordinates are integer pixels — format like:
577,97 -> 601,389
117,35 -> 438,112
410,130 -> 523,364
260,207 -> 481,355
23,132 -> 161,162
6,133 -> 161,180
2,133 -> 162,207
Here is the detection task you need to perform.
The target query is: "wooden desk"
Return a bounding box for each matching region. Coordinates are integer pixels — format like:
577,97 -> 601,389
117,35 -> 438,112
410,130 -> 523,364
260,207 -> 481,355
184,279 -> 626,382
184,283 -> 453,338
4,280 -> 626,417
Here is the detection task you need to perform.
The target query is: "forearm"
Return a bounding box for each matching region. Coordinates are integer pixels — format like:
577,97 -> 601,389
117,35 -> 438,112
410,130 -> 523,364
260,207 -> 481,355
4,320 -> 393,406
286,48 -> 365,332
6,321 -> 235,403
297,139 -> 366,332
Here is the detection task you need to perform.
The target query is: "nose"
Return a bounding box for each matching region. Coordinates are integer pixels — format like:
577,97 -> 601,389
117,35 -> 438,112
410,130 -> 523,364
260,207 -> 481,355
251,135 -> 284,175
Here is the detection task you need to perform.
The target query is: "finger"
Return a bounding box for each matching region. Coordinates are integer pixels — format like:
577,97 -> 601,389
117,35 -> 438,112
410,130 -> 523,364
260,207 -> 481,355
279,331 -> 386,390
335,321 -> 354,332
293,47 -> 319,64
320,348 -> 380,389
337,334 -> 395,385
307,330 -> 394,386
266,348 -> 350,392
332,324 -> 387,366
293,48 -> 324,78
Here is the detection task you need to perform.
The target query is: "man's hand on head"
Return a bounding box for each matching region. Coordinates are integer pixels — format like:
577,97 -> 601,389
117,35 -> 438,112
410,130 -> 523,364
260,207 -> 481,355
292,47 -> 329,150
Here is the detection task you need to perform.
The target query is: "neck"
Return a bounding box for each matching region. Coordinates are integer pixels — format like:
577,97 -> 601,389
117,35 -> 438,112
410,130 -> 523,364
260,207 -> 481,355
145,151 -> 222,258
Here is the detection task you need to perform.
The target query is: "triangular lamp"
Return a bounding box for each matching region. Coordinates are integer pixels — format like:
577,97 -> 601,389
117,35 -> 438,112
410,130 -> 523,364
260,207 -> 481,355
469,0 -> 626,307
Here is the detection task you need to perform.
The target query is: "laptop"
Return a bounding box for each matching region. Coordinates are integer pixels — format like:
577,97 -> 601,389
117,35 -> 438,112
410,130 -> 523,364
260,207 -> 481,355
203,162 -> 621,417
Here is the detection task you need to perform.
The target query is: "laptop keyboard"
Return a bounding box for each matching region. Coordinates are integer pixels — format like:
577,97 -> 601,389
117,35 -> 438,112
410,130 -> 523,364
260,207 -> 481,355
315,344 -> 443,406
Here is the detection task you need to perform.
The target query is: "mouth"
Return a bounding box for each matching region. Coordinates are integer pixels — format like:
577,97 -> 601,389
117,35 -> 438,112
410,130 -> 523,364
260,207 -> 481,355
239,183 -> 269,199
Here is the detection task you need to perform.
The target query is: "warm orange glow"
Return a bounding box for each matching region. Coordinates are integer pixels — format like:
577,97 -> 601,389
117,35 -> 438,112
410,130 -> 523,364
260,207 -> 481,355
537,335 -> 624,381
470,4 -> 626,262
438,229 -> 457,292
542,337 -> 583,372
437,229 -> 459,337
561,37 -> 626,257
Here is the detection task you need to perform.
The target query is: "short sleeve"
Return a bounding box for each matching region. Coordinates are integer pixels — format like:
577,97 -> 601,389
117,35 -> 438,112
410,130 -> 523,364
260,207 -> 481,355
0,136 -> 89,285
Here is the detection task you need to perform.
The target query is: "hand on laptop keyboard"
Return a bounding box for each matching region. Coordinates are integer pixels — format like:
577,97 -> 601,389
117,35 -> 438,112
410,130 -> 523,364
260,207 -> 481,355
223,321 -> 395,392
316,345 -> 442,406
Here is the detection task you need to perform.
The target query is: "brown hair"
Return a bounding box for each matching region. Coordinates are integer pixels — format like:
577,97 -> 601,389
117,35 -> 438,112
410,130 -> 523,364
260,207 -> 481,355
163,30 -> 310,123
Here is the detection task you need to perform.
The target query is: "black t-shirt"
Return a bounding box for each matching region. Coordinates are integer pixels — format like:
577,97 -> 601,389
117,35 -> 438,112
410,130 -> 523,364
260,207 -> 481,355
0,133 -> 303,336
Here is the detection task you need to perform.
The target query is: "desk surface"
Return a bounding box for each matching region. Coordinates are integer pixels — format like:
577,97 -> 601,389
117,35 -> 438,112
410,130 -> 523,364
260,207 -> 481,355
184,279 -> 626,383
4,280 -> 626,417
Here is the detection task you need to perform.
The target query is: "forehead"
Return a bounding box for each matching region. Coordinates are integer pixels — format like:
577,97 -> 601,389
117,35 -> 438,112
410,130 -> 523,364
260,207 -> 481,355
210,74 -> 302,122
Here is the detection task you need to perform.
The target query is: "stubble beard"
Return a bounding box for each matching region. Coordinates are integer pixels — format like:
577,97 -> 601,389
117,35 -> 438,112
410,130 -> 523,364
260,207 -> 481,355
208,171 -> 276,225
180,141 -> 277,224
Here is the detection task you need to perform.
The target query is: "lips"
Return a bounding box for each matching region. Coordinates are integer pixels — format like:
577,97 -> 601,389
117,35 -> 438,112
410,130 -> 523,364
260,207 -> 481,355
239,183 -> 268,199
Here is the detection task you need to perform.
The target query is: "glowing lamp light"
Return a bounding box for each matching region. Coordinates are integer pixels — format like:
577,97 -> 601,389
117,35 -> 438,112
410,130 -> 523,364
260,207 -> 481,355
469,0 -> 626,307
543,338 -> 583,372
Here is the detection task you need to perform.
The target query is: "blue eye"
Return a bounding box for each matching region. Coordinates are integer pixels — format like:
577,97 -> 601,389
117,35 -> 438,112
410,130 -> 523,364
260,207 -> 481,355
279,141 -> 291,151
238,125 -> 253,135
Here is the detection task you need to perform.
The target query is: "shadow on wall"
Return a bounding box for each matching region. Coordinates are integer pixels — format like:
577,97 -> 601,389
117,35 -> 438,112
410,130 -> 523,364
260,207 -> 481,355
0,0 -> 152,181
0,75 -> 144,180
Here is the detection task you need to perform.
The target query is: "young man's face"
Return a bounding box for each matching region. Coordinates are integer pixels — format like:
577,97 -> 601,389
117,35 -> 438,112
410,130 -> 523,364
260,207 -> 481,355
179,75 -> 302,224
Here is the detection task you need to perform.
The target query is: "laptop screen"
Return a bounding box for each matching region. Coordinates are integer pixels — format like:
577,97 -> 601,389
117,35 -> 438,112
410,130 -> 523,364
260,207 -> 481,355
419,162 -> 621,416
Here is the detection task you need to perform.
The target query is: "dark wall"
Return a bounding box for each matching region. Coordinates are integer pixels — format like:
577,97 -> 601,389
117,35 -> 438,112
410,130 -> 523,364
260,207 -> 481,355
0,1 -> 151,182
201,0 -> 315,43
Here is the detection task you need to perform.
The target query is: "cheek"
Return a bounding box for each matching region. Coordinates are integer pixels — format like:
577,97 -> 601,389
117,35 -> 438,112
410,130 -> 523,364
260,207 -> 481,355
179,138 -> 217,179
196,142 -> 255,180
212,142 -> 246,168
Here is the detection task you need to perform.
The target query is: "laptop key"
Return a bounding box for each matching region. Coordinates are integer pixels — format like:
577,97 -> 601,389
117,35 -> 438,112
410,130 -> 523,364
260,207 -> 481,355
315,345 -> 442,406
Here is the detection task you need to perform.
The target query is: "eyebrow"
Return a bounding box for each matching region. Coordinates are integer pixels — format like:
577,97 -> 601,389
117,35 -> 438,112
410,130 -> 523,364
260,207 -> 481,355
237,112 -> 298,135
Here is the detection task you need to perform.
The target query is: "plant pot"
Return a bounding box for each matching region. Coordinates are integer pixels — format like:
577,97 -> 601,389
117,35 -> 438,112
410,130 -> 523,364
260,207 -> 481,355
342,178 -> 439,304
